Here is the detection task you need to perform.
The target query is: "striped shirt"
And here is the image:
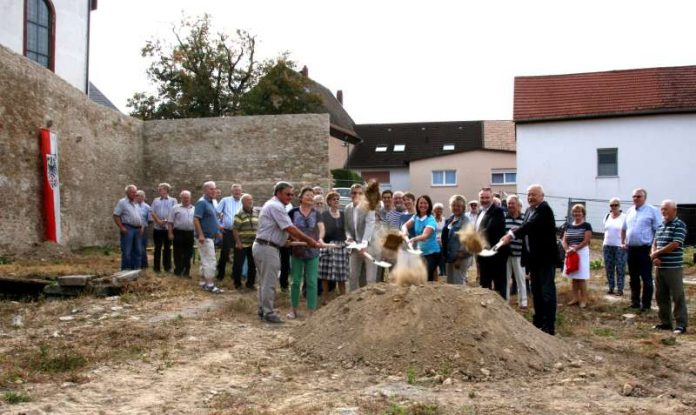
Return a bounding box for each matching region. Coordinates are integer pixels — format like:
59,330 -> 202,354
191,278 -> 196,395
564,222 -> 592,246
384,208 -> 404,230
233,209 -> 259,248
505,213 -> 524,257
654,217 -> 687,269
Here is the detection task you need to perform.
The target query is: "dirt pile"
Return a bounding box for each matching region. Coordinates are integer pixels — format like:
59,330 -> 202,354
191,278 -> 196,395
293,283 -> 572,380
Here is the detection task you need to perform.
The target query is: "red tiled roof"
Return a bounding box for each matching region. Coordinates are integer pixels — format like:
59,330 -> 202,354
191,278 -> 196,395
514,65 -> 696,122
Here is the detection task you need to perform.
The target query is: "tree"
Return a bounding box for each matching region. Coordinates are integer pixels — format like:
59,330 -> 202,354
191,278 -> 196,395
127,14 -> 257,120
239,58 -> 323,115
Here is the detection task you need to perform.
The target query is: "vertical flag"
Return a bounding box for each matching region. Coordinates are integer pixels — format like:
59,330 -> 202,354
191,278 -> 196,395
40,128 -> 62,243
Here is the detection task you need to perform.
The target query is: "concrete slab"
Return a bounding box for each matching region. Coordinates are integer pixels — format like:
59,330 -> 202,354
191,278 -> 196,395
57,275 -> 95,287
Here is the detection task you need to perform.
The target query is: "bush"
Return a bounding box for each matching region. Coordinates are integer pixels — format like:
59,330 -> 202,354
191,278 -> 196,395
331,169 -> 363,188
4,391 -> 31,404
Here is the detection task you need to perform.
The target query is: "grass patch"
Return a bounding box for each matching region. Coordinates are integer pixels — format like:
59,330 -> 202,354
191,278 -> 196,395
3,391 -> 31,404
385,400 -> 441,415
592,327 -> 616,337
36,344 -> 89,373
406,366 -> 417,385
590,259 -> 603,270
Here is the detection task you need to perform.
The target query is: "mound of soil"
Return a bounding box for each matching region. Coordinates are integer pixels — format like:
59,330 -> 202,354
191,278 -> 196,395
293,283 -> 572,380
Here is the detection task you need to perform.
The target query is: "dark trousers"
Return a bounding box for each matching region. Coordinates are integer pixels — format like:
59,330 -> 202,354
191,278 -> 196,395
628,245 -> 653,309
479,256 -> 508,299
424,252 -> 441,282
140,231 -> 149,268
216,229 -> 234,279
655,267 -> 688,329
173,229 -> 194,276
152,229 -> 172,272
233,246 -> 256,288
529,264 -> 557,335
279,247 -> 290,289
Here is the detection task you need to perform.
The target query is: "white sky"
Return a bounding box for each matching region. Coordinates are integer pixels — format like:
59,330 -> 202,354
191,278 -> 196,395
90,0 -> 696,124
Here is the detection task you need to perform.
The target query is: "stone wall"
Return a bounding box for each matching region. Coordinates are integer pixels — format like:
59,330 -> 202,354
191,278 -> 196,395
483,120 -> 516,151
142,114 -> 332,204
0,45 -> 143,254
0,44 -> 334,255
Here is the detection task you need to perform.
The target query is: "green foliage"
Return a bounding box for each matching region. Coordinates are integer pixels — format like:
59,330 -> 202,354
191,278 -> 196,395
384,400 -> 441,415
128,14 -> 257,120
590,259 -> 603,270
406,366 -> 417,385
592,327 -> 616,337
331,169 -> 364,188
0,256 -> 11,265
3,391 -> 31,404
37,344 -> 88,373
239,57 -> 323,115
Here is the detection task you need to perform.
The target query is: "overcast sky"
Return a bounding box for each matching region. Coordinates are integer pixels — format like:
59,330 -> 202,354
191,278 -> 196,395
90,0 -> 696,124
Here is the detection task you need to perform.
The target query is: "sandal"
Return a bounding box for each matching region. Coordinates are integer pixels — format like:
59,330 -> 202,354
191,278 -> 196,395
286,311 -> 298,320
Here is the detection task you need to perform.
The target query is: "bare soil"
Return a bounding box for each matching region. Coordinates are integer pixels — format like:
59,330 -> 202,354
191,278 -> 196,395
0,247 -> 695,414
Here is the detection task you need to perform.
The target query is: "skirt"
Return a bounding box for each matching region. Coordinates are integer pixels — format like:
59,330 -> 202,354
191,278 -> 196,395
564,245 -> 590,280
318,241 -> 349,282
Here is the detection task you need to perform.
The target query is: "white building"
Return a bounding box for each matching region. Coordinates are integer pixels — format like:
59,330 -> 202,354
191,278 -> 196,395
0,0 -> 97,93
514,65 -> 696,241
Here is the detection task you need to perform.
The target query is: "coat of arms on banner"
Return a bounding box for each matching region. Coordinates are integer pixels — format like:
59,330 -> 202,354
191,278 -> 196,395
46,154 -> 59,189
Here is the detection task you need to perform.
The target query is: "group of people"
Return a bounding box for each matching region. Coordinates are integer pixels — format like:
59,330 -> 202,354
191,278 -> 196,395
114,181 -> 688,335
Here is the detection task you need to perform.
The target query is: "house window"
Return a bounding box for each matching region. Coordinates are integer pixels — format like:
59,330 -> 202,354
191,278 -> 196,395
25,0 -> 54,70
432,170 -> 456,186
375,145 -> 387,152
491,170 -> 516,185
393,144 -> 405,152
443,144 -> 455,151
597,148 -> 618,177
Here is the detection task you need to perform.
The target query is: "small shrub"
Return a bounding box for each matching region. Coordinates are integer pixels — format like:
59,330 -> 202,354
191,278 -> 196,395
0,256 -> 12,265
592,327 -> 615,337
37,344 -> 88,373
684,246 -> 695,267
406,366 -> 417,385
411,402 -> 440,415
4,391 -> 31,404
385,401 -> 408,415
590,259 -> 603,270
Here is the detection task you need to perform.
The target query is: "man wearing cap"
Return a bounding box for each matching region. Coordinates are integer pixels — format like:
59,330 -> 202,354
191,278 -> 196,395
253,182 -> 322,323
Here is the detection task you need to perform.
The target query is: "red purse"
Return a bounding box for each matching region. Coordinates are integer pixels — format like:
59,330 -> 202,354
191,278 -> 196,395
565,251 -> 579,273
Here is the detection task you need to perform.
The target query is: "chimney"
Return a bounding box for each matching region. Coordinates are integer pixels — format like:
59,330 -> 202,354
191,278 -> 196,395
336,90 -> 343,105
301,65 -> 308,78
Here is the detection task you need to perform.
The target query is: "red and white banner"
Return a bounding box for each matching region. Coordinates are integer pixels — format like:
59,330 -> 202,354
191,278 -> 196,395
40,128 -> 62,243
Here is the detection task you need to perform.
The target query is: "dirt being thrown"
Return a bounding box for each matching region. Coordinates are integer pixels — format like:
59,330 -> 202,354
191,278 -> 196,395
293,284 -> 572,380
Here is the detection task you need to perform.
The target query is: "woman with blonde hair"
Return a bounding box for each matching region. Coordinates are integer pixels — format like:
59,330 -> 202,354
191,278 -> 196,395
441,195 -> 472,284
561,204 -> 593,308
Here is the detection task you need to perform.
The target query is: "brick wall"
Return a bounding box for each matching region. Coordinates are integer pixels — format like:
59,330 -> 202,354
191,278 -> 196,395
483,120 -> 516,151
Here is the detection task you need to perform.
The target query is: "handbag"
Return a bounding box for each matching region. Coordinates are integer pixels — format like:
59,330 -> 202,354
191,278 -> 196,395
564,250 -> 579,274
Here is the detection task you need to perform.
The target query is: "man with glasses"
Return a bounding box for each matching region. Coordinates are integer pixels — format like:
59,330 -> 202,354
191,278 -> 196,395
622,188 -> 662,312
253,182 -> 321,323
344,183 -> 377,290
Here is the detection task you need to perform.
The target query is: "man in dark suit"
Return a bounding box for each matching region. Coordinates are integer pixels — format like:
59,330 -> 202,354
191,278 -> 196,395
500,184 -> 558,335
476,188 -> 509,298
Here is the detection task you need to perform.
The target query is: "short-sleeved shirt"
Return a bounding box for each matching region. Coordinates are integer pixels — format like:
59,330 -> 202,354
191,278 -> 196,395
505,213 -> 525,257
564,222 -> 592,246
151,196 -> 178,230
413,214 -> 440,256
168,204 -> 194,231
385,208 -> 404,230
138,202 -> 151,226
654,217 -> 687,268
256,197 -> 294,247
194,196 -> 219,239
624,204 -> 661,246
233,209 -> 259,248
400,212 -> 416,238
113,197 -> 142,227
603,213 -> 626,247
217,196 -> 243,230
288,207 -> 323,258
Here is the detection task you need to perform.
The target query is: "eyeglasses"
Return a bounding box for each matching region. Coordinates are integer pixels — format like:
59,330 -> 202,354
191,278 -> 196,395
610,204 -> 619,207
632,195 -> 643,199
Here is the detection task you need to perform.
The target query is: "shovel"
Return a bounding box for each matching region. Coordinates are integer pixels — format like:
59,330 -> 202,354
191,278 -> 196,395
478,241 -> 503,257
363,252 -> 393,268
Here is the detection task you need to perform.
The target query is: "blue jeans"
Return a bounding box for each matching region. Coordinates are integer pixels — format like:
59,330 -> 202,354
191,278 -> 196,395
120,225 -> 142,270
603,245 -> 626,291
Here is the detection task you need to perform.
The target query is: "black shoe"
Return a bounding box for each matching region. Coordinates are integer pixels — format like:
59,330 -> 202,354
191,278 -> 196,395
616,290 -> 623,296
640,307 -> 651,313
257,308 -> 263,318
673,326 -> 686,335
629,304 -> 641,309
264,314 -> 283,324
607,288 -> 614,295
653,323 -> 673,331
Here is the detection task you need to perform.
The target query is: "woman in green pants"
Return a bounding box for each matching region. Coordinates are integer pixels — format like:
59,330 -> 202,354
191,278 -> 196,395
287,187 -> 325,319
